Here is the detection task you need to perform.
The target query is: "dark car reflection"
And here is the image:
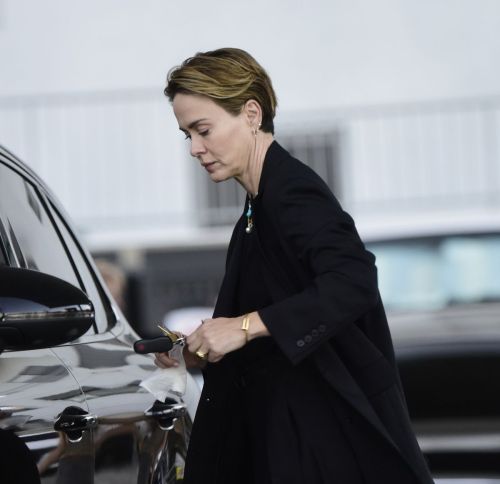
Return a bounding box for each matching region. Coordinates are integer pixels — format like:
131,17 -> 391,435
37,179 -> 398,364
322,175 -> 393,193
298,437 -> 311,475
367,231 -> 500,480
0,319 -> 193,484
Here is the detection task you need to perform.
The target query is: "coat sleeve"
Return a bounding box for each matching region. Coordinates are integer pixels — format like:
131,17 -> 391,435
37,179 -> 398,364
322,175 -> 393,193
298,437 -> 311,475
257,171 -> 380,365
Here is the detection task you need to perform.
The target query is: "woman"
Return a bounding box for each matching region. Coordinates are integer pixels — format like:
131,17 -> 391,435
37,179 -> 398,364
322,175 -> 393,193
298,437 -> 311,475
155,48 -> 433,484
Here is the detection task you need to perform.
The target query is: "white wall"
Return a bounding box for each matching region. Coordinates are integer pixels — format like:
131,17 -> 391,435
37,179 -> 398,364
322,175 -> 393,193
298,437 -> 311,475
1,0 -> 500,250
2,0 -> 500,106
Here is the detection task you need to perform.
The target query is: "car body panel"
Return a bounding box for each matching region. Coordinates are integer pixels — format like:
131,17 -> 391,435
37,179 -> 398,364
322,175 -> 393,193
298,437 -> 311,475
0,146 -> 195,483
367,230 -> 500,479
0,347 -> 90,481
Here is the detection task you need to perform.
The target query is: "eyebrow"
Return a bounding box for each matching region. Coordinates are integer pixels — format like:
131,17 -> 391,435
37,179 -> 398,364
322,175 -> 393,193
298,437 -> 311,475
179,118 -> 209,132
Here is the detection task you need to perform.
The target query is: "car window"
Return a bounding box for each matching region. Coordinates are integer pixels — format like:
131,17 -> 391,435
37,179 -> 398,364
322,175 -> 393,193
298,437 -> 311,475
0,218 -> 7,265
443,236 -> 500,303
0,164 -> 80,287
370,240 -> 444,310
47,202 -> 115,333
0,237 -> 6,265
369,234 -> 500,311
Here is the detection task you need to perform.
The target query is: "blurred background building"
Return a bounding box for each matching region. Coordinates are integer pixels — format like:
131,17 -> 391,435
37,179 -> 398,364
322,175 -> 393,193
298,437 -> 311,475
1,0 -> 500,334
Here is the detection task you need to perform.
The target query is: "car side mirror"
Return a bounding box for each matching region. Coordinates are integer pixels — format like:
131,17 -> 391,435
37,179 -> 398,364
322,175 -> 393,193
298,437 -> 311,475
0,267 -> 95,351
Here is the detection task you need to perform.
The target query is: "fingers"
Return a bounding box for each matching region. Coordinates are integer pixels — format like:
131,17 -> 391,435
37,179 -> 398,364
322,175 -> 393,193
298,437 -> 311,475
186,322 -> 205,351
187,329 -> 206,356
186,325 -> 207,359
183,348 -> 206,369
185,317 -> 244,363
194,349 -> 209,360
207,351 -> 224,363
154,349 -> 208,369
154,352 -> 179,369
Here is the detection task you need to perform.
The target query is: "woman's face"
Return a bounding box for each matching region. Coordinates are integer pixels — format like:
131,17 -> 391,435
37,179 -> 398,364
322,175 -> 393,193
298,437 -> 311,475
173,93 -> 255,183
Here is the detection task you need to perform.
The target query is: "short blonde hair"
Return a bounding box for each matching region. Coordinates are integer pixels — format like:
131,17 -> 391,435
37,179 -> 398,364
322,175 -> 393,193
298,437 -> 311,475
165,48 -> 277,134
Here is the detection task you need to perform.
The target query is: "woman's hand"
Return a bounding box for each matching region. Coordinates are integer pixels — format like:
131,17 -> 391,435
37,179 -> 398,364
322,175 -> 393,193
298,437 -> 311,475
187,312 -> 270,363
154,345 -> 205,369
186,316 -> 247,363
153,318 -> 244,368
154,312 -> 270,367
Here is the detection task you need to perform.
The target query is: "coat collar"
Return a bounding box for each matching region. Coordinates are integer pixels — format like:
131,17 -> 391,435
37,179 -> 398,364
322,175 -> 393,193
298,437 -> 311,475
255,140 -> 290,201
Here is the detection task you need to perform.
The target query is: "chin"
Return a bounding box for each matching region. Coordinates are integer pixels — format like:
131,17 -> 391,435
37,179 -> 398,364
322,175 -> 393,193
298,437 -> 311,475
208,170 -> 231,183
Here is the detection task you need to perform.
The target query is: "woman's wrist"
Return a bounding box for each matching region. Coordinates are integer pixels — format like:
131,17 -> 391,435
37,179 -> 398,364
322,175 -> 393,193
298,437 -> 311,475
241,314 -> 250,342
241,311 -> 270,341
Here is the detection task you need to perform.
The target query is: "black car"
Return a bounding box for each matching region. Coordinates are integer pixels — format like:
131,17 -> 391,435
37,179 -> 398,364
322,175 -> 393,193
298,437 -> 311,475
0,145 -> 199,483
366,230 -> 500,482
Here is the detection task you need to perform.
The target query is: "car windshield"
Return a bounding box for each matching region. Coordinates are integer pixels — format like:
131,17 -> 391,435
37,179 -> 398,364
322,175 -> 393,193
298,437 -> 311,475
367,234 -> 500,312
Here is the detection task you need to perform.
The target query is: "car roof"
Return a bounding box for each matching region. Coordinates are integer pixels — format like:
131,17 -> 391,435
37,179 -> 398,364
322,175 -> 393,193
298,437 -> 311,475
356,210 -> 500,243
0,145 -> 49,189
0,144 -> 69,217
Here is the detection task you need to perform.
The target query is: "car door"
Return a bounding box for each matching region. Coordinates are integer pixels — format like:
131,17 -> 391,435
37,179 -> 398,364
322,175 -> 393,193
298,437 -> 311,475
44,194 -> 190,484
0,159 -> 93,483
0,156 -> 190,483
46,200 -> 191,483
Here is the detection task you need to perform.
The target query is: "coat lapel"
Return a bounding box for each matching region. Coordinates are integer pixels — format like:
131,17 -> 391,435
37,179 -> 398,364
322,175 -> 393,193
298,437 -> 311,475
213,215 -> 246,318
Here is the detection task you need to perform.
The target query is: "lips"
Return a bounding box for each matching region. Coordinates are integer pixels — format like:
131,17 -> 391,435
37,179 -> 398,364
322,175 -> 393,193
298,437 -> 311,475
202,161 -> 217,173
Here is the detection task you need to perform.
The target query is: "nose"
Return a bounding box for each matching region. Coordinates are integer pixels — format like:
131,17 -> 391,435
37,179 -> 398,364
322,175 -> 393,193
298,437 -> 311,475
190,135 -> 206,159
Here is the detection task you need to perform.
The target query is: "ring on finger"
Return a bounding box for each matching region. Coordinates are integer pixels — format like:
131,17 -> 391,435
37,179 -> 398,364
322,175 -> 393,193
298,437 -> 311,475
195,350 -> 208,360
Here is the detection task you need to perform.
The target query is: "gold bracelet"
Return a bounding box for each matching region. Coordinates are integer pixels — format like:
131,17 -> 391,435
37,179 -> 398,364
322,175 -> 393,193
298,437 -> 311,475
241,314 -> 250,342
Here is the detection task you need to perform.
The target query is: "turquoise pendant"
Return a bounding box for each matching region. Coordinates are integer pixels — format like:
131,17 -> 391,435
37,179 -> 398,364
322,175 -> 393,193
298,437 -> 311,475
246,199 -> 253,234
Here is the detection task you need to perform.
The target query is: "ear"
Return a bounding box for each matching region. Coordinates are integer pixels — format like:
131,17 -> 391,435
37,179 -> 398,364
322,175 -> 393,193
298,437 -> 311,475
242,99 -> 262,128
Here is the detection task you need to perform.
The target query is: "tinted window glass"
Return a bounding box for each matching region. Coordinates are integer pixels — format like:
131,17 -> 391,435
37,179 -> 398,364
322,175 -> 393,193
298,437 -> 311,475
0,237 -> 6,265
0,217 -> 6,265
368,234 -> 500,311
48,203 -> 114,332
0,164 -> 79,287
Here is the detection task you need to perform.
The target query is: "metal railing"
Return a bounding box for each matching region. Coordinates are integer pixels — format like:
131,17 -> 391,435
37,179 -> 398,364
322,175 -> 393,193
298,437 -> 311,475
1,90 -> 499,247
335,98 -> 500,214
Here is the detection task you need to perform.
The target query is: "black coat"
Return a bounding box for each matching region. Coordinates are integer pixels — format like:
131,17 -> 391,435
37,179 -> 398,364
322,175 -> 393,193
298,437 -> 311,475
184,141 -> 434,484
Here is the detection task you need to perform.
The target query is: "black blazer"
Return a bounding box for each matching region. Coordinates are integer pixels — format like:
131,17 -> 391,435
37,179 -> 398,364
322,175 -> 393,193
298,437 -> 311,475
188,141 -> 434,484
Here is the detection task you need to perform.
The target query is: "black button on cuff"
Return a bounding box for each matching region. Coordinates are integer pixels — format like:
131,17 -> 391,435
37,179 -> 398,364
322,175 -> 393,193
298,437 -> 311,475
318,324 -> 326,333
296,339 -> 305,347
311,329 -> 319,337
304,335 -> 312,343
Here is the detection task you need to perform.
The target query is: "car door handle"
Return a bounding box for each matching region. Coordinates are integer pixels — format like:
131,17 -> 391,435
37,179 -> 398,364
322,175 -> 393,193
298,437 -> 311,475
54,405 -> 97,442
144,399 -> 186,430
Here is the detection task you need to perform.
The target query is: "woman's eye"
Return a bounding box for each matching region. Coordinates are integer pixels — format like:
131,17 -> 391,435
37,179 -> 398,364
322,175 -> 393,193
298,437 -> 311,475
199,130 -> 209,137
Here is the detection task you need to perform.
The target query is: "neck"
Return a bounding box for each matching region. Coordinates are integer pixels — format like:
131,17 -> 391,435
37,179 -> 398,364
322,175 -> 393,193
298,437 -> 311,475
237,132 -> 274,197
